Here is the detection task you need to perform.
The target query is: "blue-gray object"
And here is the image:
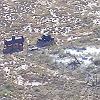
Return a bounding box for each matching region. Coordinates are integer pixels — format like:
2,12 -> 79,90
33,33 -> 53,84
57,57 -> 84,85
3,36 -> 24,54
36,35 -> 54,47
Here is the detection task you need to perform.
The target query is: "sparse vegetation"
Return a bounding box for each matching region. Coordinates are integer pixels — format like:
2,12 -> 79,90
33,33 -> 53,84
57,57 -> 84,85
0,0 -> 100,100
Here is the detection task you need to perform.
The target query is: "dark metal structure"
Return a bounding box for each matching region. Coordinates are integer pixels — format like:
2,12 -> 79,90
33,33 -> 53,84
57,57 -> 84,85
67,55 -> 81,70
36,34 -> 54,47
3,36 -> 24,54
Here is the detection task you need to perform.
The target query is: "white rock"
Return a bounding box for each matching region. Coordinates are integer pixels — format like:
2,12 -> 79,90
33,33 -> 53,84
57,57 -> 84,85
31,82 -> 42,86
3,67 -> 10,75
24,81 -> 43,86
17,75 -> 24,85
21,64 -> 28,70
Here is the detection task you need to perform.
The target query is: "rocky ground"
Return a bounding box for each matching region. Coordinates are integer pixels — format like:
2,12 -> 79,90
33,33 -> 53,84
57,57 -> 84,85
0,0 -> 100,100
